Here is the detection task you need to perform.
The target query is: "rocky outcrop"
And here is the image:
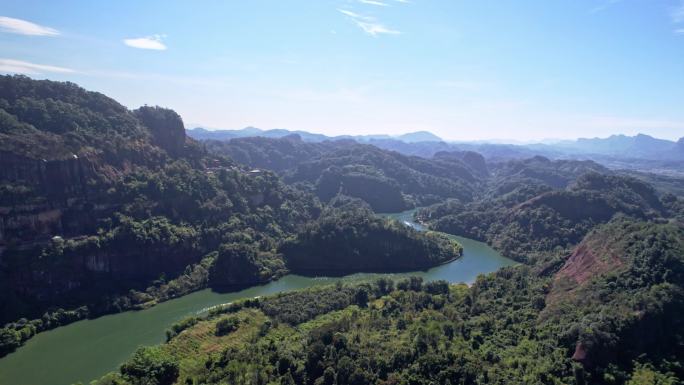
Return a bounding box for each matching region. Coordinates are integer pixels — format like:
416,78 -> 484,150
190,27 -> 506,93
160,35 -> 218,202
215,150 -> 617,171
540,220 -> 684,372
0,151 -> 111,252
1,237 -> 205,322
460,151 -> 489,176
134,106 -> 187,157
555,243 -> 622,286
544,237 -> 625,309
434,150 -> 488,177
0,151 -> 96,201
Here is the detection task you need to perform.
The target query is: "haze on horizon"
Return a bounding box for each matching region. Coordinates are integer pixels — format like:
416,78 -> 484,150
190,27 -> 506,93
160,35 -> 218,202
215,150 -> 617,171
1,0 -> 683,142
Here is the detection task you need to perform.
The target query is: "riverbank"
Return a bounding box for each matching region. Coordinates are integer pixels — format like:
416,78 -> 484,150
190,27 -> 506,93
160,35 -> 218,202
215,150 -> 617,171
0,211 -> 515,385
0,208 -> 455,359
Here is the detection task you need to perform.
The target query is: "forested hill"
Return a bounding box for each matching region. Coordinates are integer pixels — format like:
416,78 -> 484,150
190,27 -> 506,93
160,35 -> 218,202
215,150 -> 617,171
419,170 -> 673,262
205,135 -> 486,212
0,75 -> 201,164
204,135 -> 626,214
0,76 -> 458,357
280,197 -> 462,275
0,75 -> 317,351
92,216 -> 684,385
542,219 -> 684,371
88,171 -> 684,385
3,75 -> 684,384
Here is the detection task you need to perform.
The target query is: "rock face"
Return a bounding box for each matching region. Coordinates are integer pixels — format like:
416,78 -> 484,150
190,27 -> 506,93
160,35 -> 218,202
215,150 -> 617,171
0,151 -> 106,249
541,220 -> 684,370
555,243 -> 623,286
134,106 -> 187,157
0,151 -> 94,199
2,243 -> 202,316
0,77 -> 201,325
434,150 -> 488,177
460,151 -> 489,176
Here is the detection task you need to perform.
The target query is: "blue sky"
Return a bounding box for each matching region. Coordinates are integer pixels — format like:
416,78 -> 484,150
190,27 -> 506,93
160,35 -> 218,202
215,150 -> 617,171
1,0 -> 683,141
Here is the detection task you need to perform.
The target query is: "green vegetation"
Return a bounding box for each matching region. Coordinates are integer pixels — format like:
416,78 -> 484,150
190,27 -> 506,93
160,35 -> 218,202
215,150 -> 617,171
89,215 -> 684,384
206,135 -> 480,212
3,76 -> 684,384
214,316 -> 240,336
0,75 -> 151,161
0,158 -> 320,341
85,148 -> 684,385
418,171 -> 669,263
541,219 -> 684,380
281,197 -> 462,274
119,346 -> 179,385
0,76 -> 458,357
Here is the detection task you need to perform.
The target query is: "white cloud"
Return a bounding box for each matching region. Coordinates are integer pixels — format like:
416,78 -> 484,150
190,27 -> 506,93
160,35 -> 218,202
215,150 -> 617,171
358,0 -> 389,6
355,21 -> 400,36
676,28 -> 684,34
338,9 -> 365,19
0,58 -> 74,74
123,34 -> 167,50
337,9 -> 400,36
0,16 -> 59,36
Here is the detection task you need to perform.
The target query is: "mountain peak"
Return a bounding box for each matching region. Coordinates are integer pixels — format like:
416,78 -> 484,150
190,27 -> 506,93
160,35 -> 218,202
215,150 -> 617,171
396,131 -> 443,143
134,106 -> 186,156
634,133 -> 656,141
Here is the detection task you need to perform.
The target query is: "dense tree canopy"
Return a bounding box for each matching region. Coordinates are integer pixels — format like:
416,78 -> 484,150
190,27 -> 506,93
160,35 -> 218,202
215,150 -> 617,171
89,215 -> 683,385
281,197 -> 462,274
0,76 -> 458,357
206,135 -> 479,211
2,76 -> 684,385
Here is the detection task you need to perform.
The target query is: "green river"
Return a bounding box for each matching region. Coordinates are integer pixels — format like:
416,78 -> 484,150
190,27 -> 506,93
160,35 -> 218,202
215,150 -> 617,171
0,210 -> 515,385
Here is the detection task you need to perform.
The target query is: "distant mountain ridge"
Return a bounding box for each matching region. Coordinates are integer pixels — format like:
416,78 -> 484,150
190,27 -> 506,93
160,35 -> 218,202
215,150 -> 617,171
186,126 -> 444,144
187,127 -> 683,162
552,133 -> 683,158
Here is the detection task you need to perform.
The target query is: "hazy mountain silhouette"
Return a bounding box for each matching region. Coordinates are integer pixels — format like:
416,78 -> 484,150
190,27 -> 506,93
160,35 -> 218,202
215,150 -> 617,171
187,126 -> 443,144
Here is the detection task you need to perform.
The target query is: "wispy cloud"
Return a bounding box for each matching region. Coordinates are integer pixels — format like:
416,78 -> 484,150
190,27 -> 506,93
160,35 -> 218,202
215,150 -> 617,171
670,1 -> 684,34
338,10 -> 364,19
0,16 -> 59,36
338,9 -> 400,36
0,58 -> 74,74
123,34 -> 167,50
672,1 -> 684,23
589,0 -> 622,14
358,0 -> 389,6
